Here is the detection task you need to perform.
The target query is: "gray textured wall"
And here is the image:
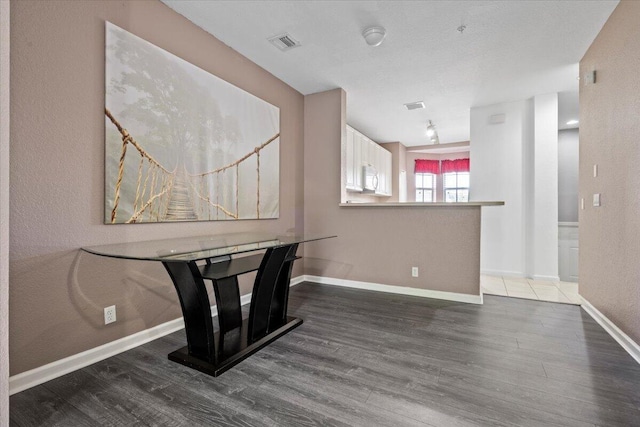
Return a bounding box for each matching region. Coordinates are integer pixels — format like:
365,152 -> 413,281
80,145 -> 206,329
1,0 -> 10,422
579,0 -> 640,344
9,0 -> 304,375
304,89 -> 481,297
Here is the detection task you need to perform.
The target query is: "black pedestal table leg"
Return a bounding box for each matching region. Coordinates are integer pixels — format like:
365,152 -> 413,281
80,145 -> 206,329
269,243 -> 298,326
247,245 -> 291,341
162,245 -> 303,376
211,276 -> 243,333
163,261 -> 216,363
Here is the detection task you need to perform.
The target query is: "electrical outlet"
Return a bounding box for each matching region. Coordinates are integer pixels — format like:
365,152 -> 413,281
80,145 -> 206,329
411,267 -> 419,277
104,305 -> 116,325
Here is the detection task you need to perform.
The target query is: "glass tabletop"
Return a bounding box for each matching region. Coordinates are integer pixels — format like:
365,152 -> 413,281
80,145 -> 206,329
82,232 -> 336,262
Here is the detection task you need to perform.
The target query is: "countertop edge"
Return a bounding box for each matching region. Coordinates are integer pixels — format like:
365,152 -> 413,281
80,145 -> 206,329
339,201 -> 505,207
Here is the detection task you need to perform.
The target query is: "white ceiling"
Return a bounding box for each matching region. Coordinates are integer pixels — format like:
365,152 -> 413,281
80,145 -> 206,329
162,0 -> 617,145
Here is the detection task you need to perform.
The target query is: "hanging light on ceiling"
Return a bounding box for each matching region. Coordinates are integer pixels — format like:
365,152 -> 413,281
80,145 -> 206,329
426,120 -> 439,144
426,120 -> 436,137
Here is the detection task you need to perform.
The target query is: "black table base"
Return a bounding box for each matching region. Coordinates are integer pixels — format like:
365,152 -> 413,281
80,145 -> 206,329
168,316 -> 302,377
162,243 -> 300,377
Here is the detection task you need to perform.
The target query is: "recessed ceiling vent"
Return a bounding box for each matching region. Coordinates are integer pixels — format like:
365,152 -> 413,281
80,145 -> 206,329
404,101 -> 425,111
268,33 -> 301,51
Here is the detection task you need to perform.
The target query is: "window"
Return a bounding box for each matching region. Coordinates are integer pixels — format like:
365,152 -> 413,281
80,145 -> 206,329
443,172 -> 469,202
414,158 -> 469,203
415,173 -> 435,202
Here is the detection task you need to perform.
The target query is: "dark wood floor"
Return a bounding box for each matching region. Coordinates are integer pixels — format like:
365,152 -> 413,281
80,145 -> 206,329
10,282 -> 640,426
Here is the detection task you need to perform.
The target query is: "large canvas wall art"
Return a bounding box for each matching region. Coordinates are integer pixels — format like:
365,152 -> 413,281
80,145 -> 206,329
105,22 -> 280,224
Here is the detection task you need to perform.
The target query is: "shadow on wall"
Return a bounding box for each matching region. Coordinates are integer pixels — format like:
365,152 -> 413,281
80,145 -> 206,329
69,251 -> 179,329
10,248 -> 185,374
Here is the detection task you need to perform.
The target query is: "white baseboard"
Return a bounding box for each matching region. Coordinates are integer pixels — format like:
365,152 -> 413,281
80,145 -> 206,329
303,275 -> 483,305
9,276 -> 308,396
290,275 -> 305,286
580,296 -> 640,365
9,317 -> 186,395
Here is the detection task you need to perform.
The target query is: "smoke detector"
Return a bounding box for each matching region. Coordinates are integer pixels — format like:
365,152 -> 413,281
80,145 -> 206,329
268,33 -> 301,51
363,26 -> 386,46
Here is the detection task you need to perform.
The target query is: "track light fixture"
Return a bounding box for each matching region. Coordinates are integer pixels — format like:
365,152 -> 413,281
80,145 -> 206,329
426,120 -> 436,137
426,120 -> 439,144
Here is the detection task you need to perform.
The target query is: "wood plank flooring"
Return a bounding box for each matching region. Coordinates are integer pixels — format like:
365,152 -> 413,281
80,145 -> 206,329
10,282 -> 640,426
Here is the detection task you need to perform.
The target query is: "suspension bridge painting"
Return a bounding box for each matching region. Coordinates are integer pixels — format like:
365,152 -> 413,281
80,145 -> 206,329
105,22 -> 280,224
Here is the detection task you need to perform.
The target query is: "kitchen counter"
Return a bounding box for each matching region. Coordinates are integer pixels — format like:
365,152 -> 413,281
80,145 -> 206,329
340,201 -> 504,207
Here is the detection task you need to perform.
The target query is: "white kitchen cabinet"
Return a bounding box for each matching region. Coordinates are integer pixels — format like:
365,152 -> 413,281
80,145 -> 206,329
375,144 -> 392,196
558,223 -> 579,282
345,126 -> 363,191
353,132 -> 362,190
367,140 -> 377,168
358,133 -> 373,167
375,145 -> 386,196
345,125 -> 392,197
384,146 -> 392,196
386,151 -> 392,195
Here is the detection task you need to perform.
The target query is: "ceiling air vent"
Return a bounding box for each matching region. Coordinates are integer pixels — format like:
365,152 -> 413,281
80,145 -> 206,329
404,101 -> 425,111
268,33 -> 301,51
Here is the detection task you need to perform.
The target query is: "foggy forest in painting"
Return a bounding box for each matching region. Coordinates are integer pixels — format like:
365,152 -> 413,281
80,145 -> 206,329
105,22 -> 279,224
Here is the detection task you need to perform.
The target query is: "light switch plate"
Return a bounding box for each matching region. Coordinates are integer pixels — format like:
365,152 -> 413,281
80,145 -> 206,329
581,198 -> 585,210
593,193 -> 601,207
593,164 -> 598,177
584,70 -> 597,85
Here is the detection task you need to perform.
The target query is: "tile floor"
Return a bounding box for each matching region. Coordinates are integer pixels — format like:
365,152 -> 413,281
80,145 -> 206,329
481,275 -> 581,305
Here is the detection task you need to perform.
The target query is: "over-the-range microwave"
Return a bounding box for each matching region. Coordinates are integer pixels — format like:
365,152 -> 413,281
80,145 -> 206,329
363,165 -> 378,192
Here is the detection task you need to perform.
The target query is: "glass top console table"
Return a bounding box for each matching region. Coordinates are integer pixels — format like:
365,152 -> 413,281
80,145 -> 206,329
83,232 -> 336,377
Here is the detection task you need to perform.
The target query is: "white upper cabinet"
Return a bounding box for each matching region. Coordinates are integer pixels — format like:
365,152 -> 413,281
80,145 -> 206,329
345,126 -> 362,191
374,143 -> 392,196
353,132 -> 363,190
367,139 -> 377,168
385,148 -> 392,195
345,125 -> 392,197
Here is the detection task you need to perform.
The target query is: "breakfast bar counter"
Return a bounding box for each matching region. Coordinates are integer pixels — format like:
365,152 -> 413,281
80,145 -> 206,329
339,201 -> 504,207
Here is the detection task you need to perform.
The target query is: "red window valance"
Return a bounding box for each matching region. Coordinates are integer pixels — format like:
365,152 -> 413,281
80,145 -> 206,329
441,158 -> 470,174
414,159 -> 440,174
